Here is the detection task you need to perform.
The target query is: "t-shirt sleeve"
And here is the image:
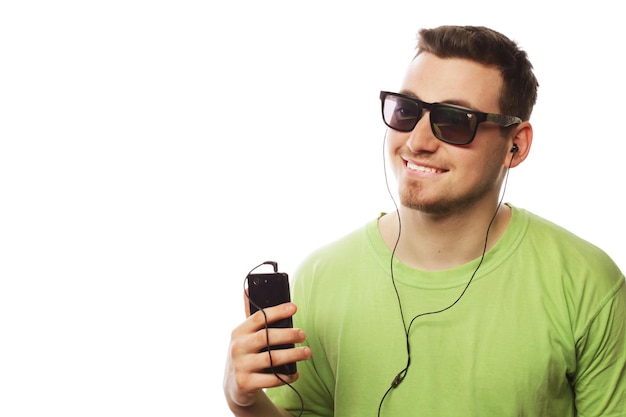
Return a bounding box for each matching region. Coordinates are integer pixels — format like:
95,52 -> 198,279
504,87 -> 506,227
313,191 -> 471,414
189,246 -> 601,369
573,276 -> 626,415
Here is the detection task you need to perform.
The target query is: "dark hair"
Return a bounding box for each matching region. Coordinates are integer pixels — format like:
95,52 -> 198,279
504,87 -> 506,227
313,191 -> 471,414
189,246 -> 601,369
416,25 -> 538,121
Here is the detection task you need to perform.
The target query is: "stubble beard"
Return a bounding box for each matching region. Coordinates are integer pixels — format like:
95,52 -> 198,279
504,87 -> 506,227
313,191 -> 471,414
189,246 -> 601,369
398,178 -> 497,216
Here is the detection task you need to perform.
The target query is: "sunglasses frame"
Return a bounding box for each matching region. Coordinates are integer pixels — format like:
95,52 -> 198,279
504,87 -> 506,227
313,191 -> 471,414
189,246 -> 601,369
380,91 -> 523,145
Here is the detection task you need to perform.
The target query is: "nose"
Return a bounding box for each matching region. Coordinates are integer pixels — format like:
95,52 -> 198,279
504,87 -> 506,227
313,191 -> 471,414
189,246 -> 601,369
406,110 -> 439,153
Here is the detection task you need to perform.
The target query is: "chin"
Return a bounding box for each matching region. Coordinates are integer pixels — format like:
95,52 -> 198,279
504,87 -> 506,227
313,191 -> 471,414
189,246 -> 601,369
400,193 -> 472,216
400,196 -> 445,214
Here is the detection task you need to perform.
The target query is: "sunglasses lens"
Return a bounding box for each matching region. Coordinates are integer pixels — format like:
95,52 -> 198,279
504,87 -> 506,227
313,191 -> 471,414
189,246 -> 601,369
431,106 -> 478,145
382,95 -> 420,132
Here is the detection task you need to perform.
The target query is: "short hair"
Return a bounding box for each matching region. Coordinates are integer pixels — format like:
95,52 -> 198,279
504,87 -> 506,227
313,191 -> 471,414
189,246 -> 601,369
416,25 -> 538,121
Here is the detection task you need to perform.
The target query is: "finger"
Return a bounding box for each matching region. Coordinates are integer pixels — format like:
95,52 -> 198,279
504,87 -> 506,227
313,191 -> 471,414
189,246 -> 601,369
232,365 -> 300,394
225,349 -> 303,407
236,345 -> 312,383
256,345 -> 312,374
229,327 -> 307,377
253,327 -> 305,351
230,325 -> 305,364
247,302 -> 297,333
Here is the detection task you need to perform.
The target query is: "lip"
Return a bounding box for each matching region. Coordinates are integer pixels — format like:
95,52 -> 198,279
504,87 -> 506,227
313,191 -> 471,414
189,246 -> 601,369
402,157 -> 448,176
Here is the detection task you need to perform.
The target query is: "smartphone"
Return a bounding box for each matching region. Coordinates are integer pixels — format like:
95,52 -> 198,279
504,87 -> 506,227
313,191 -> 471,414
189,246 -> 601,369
247,271 -> 297,375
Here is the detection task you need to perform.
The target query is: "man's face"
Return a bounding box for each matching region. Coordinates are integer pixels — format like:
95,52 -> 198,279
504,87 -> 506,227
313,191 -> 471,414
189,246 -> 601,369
386,52 -> 511,215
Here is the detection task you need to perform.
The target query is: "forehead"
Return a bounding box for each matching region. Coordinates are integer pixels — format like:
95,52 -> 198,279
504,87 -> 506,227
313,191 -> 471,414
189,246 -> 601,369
401,52 -> 504,112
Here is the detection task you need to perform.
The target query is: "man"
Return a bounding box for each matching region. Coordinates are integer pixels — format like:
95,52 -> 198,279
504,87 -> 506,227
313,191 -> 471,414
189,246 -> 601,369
224,25 -> 626,416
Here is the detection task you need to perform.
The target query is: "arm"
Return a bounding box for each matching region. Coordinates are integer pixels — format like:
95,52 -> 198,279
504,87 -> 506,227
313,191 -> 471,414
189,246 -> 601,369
223,297 -> 311,417
573,279 -> 626,415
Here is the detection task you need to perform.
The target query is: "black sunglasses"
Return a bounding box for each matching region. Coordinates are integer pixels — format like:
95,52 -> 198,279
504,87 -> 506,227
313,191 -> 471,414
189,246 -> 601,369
380,91 -> 522,145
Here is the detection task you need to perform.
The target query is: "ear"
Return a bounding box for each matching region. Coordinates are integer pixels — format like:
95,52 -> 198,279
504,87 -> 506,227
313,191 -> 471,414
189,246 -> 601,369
506,121 -> 532,168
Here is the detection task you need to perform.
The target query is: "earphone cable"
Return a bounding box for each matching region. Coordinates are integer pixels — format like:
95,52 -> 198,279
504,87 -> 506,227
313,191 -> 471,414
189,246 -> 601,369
378,133 -> 515,416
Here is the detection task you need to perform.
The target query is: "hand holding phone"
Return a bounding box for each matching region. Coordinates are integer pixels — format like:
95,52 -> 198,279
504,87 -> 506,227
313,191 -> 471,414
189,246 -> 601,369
247,265 -> 297,375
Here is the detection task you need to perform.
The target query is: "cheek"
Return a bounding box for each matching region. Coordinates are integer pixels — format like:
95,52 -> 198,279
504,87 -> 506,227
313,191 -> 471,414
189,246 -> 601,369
385,133 -> 407,172
385,131 -> 405,156
445,149 -> 488,182
460,151 -> 507,186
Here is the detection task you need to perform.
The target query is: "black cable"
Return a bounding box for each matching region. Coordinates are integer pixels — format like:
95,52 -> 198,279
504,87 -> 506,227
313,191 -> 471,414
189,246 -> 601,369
244,262 -> 304,417
377,134 -> 515,416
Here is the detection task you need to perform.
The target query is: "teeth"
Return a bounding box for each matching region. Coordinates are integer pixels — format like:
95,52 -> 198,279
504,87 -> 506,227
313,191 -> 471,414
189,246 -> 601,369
407,161 -> 439,173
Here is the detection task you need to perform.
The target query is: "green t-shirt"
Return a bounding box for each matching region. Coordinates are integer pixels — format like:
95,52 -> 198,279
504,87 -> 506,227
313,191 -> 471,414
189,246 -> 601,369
268,205 -> 626,416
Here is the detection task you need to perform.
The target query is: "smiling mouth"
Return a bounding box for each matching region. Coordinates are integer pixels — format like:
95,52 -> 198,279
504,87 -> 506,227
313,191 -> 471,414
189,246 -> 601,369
406,161 -> 445,174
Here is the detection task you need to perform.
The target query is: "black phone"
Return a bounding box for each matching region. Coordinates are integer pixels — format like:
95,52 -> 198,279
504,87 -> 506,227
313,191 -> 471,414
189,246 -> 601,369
247,271 -> 297,375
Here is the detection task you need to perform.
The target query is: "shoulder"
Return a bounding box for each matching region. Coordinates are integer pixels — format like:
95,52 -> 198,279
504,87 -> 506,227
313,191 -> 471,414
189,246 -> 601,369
515,206 -> 619,273
513,205 -> 624,317
300,216 -> 381,265
290,216 -> 387,292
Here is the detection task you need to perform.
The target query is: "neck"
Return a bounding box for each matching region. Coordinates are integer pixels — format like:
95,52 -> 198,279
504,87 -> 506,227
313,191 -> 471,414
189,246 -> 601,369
379,201 -> 511,271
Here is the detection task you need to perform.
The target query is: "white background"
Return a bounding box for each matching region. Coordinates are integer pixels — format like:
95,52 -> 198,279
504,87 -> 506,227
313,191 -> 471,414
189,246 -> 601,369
1,1 -> 624,416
